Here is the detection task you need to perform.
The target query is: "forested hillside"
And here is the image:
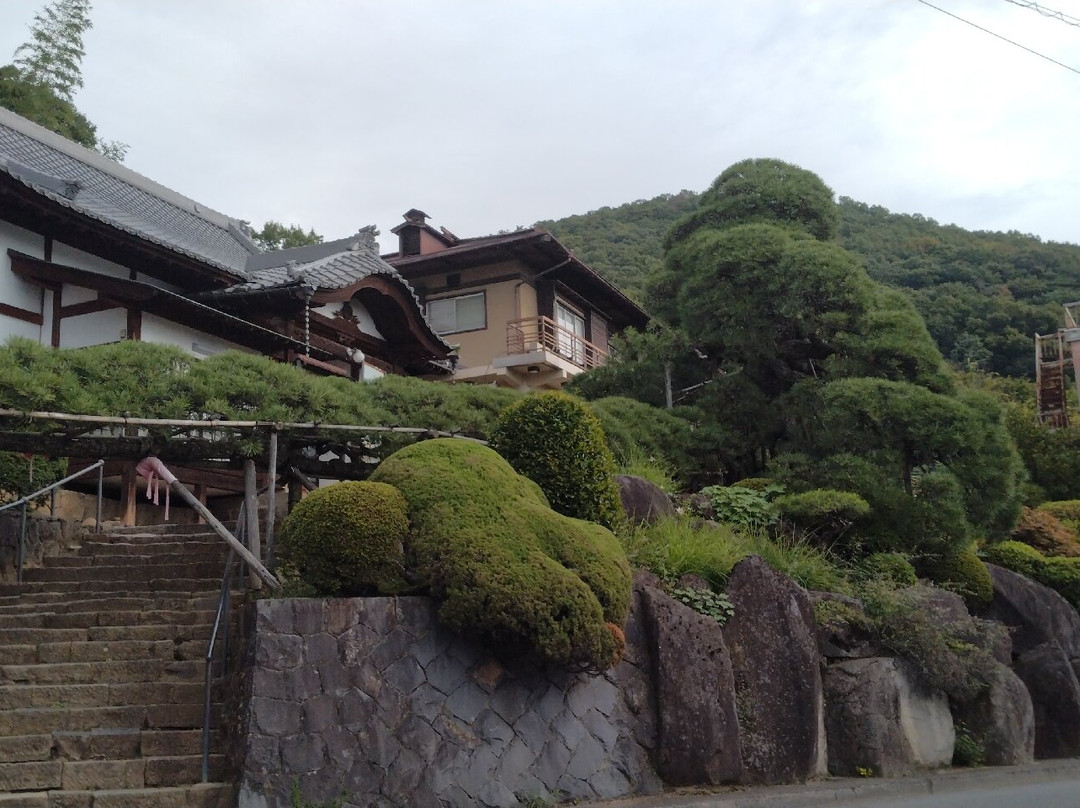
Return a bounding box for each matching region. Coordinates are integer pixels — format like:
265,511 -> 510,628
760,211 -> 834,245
541,193 -> 1080,378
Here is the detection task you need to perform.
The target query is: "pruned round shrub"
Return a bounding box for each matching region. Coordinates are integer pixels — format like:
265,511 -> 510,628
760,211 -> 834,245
1023,504 -> 1080,556
860,552 -> 918,587
490,391 -> 621,528
730,477 -> 777,493
276,481 -> 409,597
1040,557 -> 1080,610
916,545 -> 993,611
370,438 -> 631,671
775,489 -> 870,540
981,540 -> 1045,579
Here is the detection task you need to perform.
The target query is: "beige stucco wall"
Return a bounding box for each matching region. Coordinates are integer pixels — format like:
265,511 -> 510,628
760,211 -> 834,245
419,259 -> 537,371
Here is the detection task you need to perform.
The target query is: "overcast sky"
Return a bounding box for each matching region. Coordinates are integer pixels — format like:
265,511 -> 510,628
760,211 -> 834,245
4,0 -> 1080,248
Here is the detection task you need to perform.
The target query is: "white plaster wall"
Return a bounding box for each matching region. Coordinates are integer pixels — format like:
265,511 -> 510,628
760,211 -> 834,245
361,363 -> 384,381
140,313 -> 249,357
0,220 -> 47,343
60,309 -> 125,349
51,240 -> 130,282
312,300 -> 385,340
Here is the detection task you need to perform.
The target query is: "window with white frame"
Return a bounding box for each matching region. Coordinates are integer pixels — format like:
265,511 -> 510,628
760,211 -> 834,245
427,291 -> 486,335
555,299 -> 586,364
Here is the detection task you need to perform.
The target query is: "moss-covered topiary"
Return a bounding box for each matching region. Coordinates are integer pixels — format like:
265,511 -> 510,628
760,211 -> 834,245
1017,506 -> 1080,557
490,391 -> 622,528
730,477 -> 777,493
775,489 -> 870,541
916,545 -> 993,611
370,438 -> 631,671
981,540 -> 1046,579
276,481 -> 409,597
1040,557 -> 1080,610
860,552 -> 918,587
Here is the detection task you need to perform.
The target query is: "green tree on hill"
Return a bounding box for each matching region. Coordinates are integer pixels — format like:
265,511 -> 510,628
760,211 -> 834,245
1,0 -> 127,161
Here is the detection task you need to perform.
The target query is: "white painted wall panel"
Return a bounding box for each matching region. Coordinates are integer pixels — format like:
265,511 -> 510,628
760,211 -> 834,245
60,309 -> 125,349
51,241 -> 129,281
140,314 -> 248,357
0,221 -> 47,338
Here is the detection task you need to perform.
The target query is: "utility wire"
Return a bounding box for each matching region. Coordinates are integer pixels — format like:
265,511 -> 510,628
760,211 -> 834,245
915,0 -> 1080,75
1001,0 -> 1080,28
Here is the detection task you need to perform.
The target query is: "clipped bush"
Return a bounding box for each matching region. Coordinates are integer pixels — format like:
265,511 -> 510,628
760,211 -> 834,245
699,484 -> 777,534
276,481 -> 409,597
1016,506 -> 1080,557
981,540 -> 1045,579
588,395 -> 694,474
730,477 -> 779,493
1040,557 -> 1080,610
370,439 -> 630,671
490,391 -> 621,528
774,489 -> 870,541
916,545 -> 994,611
859,552 -> 918,587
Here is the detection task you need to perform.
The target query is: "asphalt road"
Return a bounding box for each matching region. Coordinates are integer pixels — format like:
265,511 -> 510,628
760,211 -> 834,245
842,778 -> 1080,808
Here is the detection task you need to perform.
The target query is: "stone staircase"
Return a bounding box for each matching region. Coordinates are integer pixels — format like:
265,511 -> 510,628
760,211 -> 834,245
0,524 -> 241,807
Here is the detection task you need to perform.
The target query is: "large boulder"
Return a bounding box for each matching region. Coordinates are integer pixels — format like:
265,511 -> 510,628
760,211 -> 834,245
616,475 -> 676,525
823,657 -> 954,777
951,663 -> 1034,766
1013,642 -> 1080,759
722,556 -> 826,784
984,564 -> 1080,659
638,575 -> 741,784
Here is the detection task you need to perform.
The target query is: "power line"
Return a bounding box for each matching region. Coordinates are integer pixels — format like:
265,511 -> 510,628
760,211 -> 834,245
915,0 -> 1080,76
1001,0 -> 1080,28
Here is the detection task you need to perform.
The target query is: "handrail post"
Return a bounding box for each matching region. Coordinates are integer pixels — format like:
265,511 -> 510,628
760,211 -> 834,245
17,501 -> 27,584
96,463 -> 103,533
243,459 -> 261,590
264,429 -> 278,566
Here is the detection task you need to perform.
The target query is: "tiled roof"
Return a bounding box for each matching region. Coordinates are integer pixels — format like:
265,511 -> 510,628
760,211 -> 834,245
0,108 -> 258,275
207,240 -> 451,352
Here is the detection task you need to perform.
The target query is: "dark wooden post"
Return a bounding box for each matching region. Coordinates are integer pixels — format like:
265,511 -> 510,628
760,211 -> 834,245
244,459 -> 262,589
120,462 -> 137,527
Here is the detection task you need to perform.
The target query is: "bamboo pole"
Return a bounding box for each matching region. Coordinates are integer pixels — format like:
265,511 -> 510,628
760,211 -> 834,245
244,459 -> 261,590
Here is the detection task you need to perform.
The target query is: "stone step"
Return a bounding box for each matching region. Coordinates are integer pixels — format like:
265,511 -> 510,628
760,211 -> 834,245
51,548 -> 230,567
0,579 -> 223,597
0,623 -> 218,645
0,594 -> 222,613
0,609 -> 219,630
23,563 -> 225,584
0,729 -> 224,764
0,782 -> 235,808
104,524 -> 221,536
0,701 -> 221,735
0,659 -> 203,685
0,754 -> 227,793
0,680 -> 211,710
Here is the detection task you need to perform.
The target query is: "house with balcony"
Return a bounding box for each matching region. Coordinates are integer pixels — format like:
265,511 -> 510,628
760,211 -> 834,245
384,209 -> 649,389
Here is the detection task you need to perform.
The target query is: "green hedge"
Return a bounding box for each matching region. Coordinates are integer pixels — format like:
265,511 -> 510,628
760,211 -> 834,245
916,545 -> 994,611
370,438 -> 630,671
491,392 -> 621,528
983,540 -> 1080,610
276,481 -> 409,596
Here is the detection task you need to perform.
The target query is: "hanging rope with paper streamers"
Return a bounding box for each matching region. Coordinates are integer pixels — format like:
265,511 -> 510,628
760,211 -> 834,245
135,456 -> 176,521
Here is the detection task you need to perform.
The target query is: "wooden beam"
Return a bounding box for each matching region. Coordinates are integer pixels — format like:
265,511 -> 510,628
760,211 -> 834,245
60,298 -> 120,318
126,308 -> 142,340
0,301 -> 44,326
51,287 -> 61,347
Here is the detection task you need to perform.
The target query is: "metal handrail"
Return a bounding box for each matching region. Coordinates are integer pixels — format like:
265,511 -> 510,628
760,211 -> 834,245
0,459 -> 104,583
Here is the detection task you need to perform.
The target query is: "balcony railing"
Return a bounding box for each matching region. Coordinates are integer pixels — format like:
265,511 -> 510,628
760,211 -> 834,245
506,316 -> 607,371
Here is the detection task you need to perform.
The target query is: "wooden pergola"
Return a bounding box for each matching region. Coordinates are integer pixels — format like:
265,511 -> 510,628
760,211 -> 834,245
0,408 -> 484,526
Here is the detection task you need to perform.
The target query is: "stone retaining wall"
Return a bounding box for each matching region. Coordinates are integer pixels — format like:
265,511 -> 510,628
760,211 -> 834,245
0,511 -> 79,581
237,596 -> 661,808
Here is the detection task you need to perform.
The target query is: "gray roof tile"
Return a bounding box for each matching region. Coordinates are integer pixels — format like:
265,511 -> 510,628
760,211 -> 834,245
0,108 -> 258,275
